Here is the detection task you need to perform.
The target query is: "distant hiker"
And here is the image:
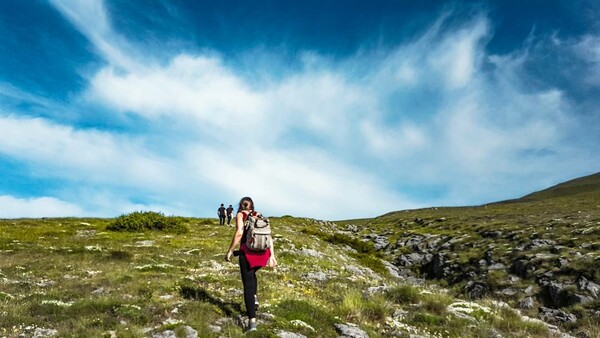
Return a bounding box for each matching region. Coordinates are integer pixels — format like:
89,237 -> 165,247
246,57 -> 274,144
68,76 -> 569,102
226,204 -> 234,225
225,197 -> 276,332
217,203 -> 226,225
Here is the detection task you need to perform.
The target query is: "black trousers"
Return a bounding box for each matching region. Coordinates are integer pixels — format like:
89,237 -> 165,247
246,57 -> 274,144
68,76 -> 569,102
219,216 -> 226,225
227,215 -> 232,224
239,252 -> 261,318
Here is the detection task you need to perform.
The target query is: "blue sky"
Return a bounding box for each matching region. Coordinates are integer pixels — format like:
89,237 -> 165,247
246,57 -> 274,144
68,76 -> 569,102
1,0 -> 599,219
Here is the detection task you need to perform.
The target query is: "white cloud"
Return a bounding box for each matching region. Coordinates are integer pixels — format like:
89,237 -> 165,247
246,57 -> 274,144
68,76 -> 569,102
182,145 -> 419,219
50,0 -> 136,70
4,3 -> 597,219
0,195 -> 85,218
0,115 -> 178,191
88,55 -> 267,129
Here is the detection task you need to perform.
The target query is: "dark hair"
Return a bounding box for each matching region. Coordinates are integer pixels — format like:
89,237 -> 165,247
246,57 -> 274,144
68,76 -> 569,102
237,197 -> 254,213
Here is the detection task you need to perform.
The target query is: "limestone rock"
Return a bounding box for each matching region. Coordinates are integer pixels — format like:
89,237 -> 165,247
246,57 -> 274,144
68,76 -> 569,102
304,272 -> 328,281
334,323 -> 369,338
277,330 -> 307,338
539,307 -> 577,324
518,296 -> 535,309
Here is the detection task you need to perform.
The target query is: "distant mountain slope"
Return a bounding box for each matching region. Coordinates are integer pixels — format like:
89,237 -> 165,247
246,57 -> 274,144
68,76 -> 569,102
514,171 -> 600,202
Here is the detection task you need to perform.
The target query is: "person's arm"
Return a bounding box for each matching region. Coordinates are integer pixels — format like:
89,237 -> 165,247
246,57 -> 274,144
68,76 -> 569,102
268,235 -> 277,267
225,212 -> 245,261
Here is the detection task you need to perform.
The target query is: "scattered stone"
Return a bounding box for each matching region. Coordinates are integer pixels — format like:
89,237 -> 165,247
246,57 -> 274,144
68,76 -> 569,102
135,240 -> 155,247
498,288 -> 518,297
104,330 -> 117,338
519,297 -> 535,309
258,312 -> 276,321
364,285 -> 389,296
567,294 -> 594,305
371,235 -> 389,251
32,328 -> 58,338
396,253 -> 425,267
488,263 -> 506,271
381,260 -> 404,279
152,330 -> 176,338
480,230 -> 502,238
299,248 -> 322,258
524,285 -> 535,295
180,325 -> 198,338
345,265 -> 381,280
557,258 -> 569,268
277,330 -> 307,338
304,272 -> 328,281
448,301 -> 491,315
75,230 -> 96,238
334,323 -> 369,338
539,307 -> 577,324
465,281 -> 488,299
544,281 -> 568,307
345,224 -> 359,232
162,318 -> 182,326
91,287 -> 105,295
290,319 -> 315,332
577,276 -> 599,298
530,239 -> 557,248
159,294 -> 174,300
511,259 -> 535,278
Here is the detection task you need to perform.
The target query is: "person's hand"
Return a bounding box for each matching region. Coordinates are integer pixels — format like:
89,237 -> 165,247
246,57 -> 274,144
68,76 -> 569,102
225,251 -> 233,262
268,256 -> 277,268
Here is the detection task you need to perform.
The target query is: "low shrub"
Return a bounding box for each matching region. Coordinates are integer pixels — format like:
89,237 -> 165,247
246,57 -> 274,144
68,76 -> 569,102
388,285 -> 421,304
107,211 -> 189,233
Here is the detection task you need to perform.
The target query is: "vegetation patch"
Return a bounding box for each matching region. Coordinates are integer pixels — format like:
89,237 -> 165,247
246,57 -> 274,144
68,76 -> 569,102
107,211 -> 189,233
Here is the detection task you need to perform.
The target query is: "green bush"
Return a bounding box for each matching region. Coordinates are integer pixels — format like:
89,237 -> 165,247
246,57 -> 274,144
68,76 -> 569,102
387,285 -> 421,304
107,211 -> 189,233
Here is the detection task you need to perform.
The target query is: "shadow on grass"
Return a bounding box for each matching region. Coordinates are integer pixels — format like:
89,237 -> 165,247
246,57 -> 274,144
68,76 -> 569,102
179,285 -> 241,317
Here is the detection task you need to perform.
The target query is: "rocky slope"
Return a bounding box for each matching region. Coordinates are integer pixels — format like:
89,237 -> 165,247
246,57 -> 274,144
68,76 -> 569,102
335,172 -> 600,337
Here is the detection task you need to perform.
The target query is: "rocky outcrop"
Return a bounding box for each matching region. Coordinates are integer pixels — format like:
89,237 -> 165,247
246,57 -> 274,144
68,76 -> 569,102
334,323 -> 369,338
539,307 -> 577,324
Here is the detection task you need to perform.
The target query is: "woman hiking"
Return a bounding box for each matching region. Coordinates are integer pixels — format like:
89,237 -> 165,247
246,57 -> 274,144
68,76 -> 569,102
225,196 -> 277,332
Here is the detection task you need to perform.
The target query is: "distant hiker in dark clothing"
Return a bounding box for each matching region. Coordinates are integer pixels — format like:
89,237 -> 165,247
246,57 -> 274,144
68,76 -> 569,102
225,197 -> 276,332
218,203 -> 226,225
226,204 -> 234,225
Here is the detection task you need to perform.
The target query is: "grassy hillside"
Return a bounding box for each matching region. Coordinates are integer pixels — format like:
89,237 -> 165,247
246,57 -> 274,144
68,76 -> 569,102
0,215 -> 570,338
511,172 -> 600,202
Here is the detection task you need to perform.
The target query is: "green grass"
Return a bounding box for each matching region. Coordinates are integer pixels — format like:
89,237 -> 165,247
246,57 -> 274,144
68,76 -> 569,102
1,196 -> 597,337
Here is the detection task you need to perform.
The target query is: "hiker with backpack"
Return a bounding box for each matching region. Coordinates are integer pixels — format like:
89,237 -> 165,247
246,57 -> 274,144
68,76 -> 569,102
226,204 -> 234,226
225,196 -> 277,332
217,203 -> 226,225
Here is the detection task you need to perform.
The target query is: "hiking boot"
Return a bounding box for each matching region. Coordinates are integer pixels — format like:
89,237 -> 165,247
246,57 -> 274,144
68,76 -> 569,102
247,320 -> 257,332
